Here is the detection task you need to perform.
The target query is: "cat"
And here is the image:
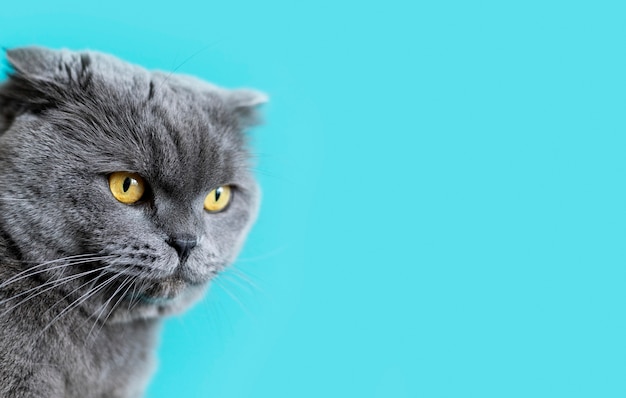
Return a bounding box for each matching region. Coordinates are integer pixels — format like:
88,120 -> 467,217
0,46 -> 266,397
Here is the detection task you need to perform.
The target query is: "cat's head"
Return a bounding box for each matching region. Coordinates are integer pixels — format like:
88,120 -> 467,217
0,47 -> 266,321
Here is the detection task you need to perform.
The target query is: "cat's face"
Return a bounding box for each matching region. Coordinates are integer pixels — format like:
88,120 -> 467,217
0,48 -> 265,321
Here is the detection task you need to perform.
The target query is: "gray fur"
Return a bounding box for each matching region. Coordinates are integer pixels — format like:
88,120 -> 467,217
0,47 -> 265,397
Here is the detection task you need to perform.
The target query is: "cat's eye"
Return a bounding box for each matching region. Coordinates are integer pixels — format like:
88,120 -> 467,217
204,185 -> 232,213
108,172 -> 146,204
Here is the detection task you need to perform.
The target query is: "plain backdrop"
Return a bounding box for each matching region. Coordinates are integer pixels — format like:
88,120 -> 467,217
1,1 -> 626,397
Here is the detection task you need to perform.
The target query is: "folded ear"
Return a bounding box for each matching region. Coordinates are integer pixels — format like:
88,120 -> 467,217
226,89 -> 268,108
0,47 -> 92,132
2,47 -> 66,110
223,88 -> 268,129
6,46 -> 67,79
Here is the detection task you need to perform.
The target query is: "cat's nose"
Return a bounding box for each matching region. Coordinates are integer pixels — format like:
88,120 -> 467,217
167,235 -> 197,261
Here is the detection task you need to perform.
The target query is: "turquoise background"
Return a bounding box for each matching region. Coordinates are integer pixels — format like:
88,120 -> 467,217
2,1 -> 626,397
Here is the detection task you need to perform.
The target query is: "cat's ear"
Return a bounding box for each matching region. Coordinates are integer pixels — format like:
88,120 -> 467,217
0,47 -> 71,132
223,89 -> 268,129
6,46 -> 63,78
0,48 -> 58,128
0,47 -> 89,125
5,46 -> 91,83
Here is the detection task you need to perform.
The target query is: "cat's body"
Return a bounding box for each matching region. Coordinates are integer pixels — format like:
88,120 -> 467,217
0,263 -> 158,397
0,47 -> 265,397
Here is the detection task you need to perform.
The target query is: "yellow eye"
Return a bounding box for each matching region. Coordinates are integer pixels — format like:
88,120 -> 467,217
108,172 -> 146,204
204,185 -> 232,213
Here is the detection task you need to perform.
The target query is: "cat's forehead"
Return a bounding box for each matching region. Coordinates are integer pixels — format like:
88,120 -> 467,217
140,89 -> 246,190
51,66 -> 247,189
1,47 -> 264,189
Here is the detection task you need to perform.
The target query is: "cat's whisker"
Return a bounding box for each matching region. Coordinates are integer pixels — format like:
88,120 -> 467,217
127,280 -> 139,311
11,252 -> 109,265
83,278 -> 125,341
0,253 -> 115,289
87,276 -> 136,342
199,296 -> 226,344
229,267 -> 266,293
0,262 -> 118,316
211,277 -> 252,318
235,245 -> 288,263
205,285 -> 238,335
0,257 -> 118,300
0,273 -> 89,318
76,273 -> 127,337
218,272 -> 259,295
86,274 -> 135,340
128,277 -> 151,312
1,272 -> 81,307
205,255 -> 265,293
156,42 -> 221,91
102,277 -> 136,327
37,274 -> 108,337
44,273 -> 104,316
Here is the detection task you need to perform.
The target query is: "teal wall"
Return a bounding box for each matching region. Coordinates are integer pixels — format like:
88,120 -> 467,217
2,1 -> 625,397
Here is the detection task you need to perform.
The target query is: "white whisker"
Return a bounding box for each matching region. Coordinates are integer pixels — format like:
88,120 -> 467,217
86,274 -> 134,340
38,274 -> 109,336
0,260 -> 116,307
0,253 -> 115,290
212,277 -> 252,318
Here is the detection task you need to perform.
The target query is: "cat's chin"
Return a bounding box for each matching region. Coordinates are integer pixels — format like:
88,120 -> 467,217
107,278 -> 209,323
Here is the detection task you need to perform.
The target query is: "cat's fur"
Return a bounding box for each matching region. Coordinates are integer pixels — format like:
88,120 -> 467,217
0,47 -> 265,397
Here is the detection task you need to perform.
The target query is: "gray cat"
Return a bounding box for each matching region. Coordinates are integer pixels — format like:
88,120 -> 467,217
0,47 -> 265,397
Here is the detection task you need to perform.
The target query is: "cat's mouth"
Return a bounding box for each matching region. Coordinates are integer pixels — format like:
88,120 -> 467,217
124,274 -> 199,305
103,256 -> 216,315
105,272 -> 210,322
134,294 -> 177,305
